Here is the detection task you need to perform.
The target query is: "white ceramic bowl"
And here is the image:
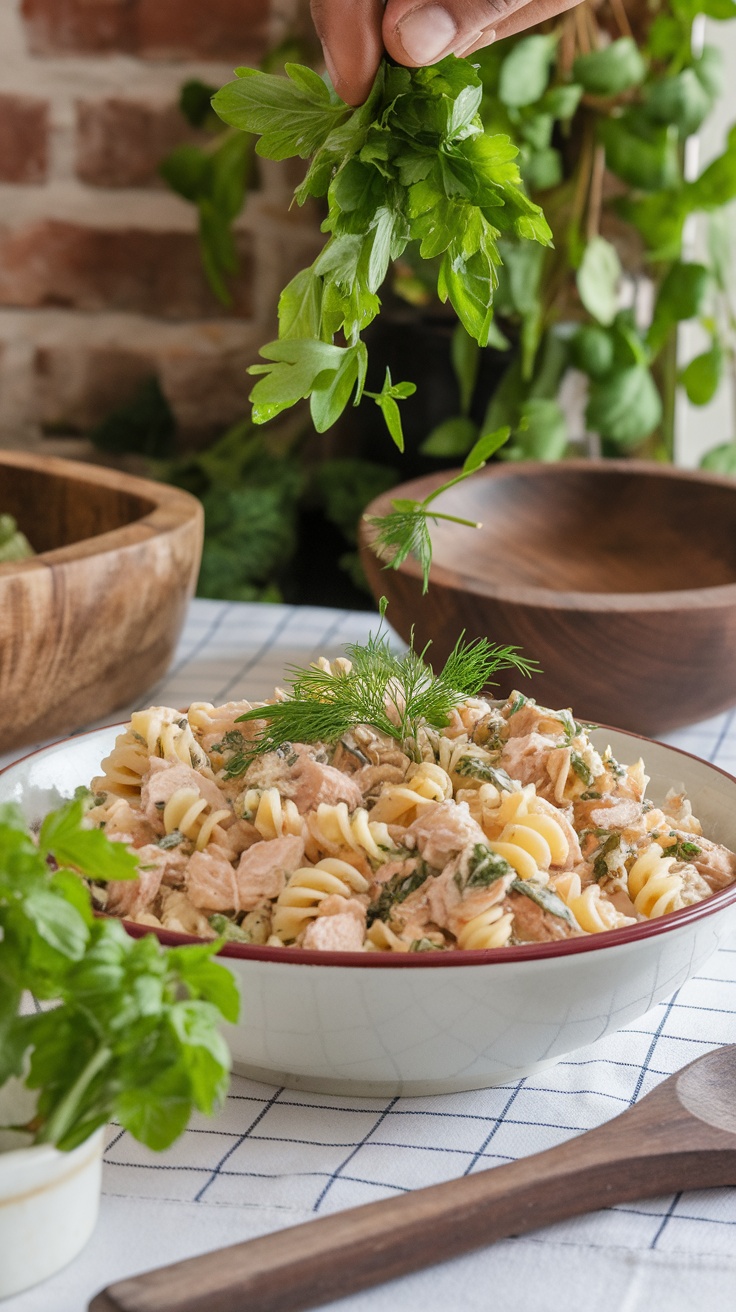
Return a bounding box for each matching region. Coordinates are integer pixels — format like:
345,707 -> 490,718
3,726 -> 736,1097
0,1080 -> 103,1298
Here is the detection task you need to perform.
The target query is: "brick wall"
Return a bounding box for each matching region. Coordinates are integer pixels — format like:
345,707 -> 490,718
0,0 -> 321,453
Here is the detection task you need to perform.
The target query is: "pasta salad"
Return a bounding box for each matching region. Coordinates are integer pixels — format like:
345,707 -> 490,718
82,652 -> 736,953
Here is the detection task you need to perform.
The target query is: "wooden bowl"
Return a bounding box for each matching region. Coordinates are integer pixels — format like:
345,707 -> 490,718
359,460 -> 736,734
0,451 -> 203,752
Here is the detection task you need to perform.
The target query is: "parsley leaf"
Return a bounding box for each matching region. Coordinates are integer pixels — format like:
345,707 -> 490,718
213,56 -> 550,441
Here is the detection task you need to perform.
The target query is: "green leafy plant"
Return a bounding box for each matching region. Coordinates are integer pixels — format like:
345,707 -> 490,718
156,417 -> 398,603
409,3 -> 736,469
156,1 -> 736,599
212,55 -> 550,442
0,800 -> 238,1152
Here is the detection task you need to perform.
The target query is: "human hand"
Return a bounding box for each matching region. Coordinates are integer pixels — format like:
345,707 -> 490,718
311,0 -> 583,105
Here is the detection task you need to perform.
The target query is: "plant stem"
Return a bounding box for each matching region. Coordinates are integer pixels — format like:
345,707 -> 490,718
658,328 -> 679,462
35,1045 -> 112,1146
422,511 -> 481,528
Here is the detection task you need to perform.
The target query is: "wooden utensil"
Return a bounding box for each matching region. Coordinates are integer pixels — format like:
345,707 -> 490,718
90,1045 -> 736,1312
359,460 -> 736,734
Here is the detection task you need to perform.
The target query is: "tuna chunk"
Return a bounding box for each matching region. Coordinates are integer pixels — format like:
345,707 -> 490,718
499,733 -> 560,801
96,797 -> 157,848
186,845 -> 239,911
503,701 -> 568,741
141,759 -> 230,826
505,889 -> 578,941
576,797 -> 645,833
236,834 -> 305,910
406,800 -> 486,868
106,845 -> 163,917
424,849 -> 514,936
302,912 -> 365,951
216,818 -> 262,860
289,756 -> 364,813
675,832 -> 736,892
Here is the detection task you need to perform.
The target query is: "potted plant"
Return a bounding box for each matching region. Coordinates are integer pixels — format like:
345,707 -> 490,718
0,797 -> 237,1298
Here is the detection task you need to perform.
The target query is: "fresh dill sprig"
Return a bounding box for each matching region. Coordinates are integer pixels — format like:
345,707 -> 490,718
232,609 -> 538,770
364,425 -> 511,593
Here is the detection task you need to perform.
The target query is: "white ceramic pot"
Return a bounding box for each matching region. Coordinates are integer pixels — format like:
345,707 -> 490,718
0,1081 -> 103,1298
3,726 -> 736,1098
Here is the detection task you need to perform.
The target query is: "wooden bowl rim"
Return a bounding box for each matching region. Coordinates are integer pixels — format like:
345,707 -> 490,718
360,459 -> 736,613
0,450 -> 202,574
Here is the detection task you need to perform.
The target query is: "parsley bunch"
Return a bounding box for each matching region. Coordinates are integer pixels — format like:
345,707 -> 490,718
213,56 -> 551,446
0,801 -> 238,1152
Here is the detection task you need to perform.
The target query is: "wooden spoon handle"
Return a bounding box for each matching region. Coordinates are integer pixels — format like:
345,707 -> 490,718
90,1072 -> 736,1312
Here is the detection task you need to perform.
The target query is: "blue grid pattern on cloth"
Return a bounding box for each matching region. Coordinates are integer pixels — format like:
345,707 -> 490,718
8,600 -> 736,1275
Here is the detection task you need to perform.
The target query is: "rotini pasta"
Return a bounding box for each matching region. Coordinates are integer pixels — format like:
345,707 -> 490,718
308,802 -> 398,864
162,787 -> 232,851
242,787 -> 303,840
369,761 -> 453,824
455,903 -> 515,950
627,844 -> 683,917
272,858 -> 370,942
554,873 -> 635,933
94,707 -> 209,798
83,674 -> 736,953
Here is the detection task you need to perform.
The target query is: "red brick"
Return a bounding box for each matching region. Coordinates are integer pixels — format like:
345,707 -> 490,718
34,346 -> 154,431
0,221 -> 253,319
21,0 -> 137,55
76,98 -> 200,189
22,0 -> 269,59
158,343 -> 257,439
136,0 -> 269,60
0,94 -> 49,184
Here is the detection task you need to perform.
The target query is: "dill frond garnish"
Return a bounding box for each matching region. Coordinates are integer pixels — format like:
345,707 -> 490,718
232,614 -> 538,772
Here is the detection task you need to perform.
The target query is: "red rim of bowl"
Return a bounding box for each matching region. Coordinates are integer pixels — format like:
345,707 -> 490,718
4,720 -> 736,969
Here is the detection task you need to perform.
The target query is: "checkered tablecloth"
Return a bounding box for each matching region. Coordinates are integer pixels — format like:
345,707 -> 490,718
7,601 -> 736,1312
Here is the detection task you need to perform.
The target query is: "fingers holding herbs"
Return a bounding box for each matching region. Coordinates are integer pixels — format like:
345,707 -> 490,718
311,0 -> 586,109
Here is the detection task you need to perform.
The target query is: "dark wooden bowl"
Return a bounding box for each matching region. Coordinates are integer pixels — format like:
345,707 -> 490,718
359,460 -> 736,734
0,451 -> 203,752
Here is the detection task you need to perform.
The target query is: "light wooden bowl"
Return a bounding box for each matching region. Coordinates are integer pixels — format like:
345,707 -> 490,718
0,451 -> 203,752
359,460 -> 736,734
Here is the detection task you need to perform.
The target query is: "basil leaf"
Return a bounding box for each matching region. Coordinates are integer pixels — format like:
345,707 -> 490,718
511,878 -> 578,928
577,238 -> 621,327
648,262 -> 710,355
701,442 -> 736,474
499,35 -> 557,108
39,799 -> 139,883
586,364 -> 663,446
509,398 -> 568,462
570,325 -> 615,379
680,346 -> 723,405
573,37 -> 647,96
421,416 -> 478,458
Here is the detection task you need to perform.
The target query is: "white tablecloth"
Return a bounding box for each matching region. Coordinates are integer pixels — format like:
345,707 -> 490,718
6,600 -> 736,1312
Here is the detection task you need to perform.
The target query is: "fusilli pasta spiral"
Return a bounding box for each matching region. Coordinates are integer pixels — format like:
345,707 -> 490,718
162,787 -> 232,851
272,858 -> 369,941
242,787 -> 303,840
308,802 -> 397,864
628,844 -> 683,917
369,761 -> 453,824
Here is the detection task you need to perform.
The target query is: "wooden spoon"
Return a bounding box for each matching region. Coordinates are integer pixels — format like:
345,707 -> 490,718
90,1045 -> 736,1312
